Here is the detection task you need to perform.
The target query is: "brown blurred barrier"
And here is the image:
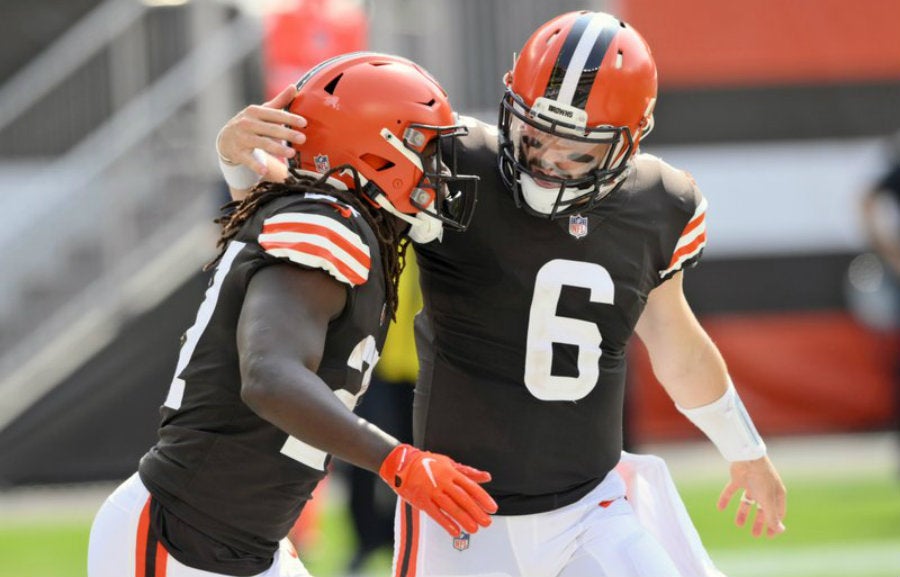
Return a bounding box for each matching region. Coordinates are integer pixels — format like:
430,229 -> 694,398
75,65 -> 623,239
622,0 -> 900,88
630,311 -> 897,442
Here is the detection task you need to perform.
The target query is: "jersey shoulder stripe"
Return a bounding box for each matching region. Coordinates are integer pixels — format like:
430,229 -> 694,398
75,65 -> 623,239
258,212 -> 371,286
659,196 -> 707,278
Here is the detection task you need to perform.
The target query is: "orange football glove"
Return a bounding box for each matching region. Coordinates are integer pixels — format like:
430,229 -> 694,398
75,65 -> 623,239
379,444 -> 498,537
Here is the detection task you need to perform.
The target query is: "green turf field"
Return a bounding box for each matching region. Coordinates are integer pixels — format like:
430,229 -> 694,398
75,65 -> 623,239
681,472 -> 900,577
1,471 -> 898,577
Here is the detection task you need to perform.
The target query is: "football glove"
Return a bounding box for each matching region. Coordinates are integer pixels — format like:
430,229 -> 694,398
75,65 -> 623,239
379,443 -> 498,537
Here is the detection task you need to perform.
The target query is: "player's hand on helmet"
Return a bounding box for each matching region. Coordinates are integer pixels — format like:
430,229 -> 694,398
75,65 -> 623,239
217,84 -> 307,176
718,455 -> 787,538
379,444 -> 498,537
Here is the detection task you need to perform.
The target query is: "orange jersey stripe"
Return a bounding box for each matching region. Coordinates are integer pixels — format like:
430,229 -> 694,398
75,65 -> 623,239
135,498 -> 151,577
680,211 -> 706,237
260,241 -> 368,286
667,231 -> 707,268
262,221 -> 371,268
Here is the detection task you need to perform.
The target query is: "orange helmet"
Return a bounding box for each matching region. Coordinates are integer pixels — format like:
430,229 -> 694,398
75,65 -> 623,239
287,52 -> 478,235
499,11 -> 657,218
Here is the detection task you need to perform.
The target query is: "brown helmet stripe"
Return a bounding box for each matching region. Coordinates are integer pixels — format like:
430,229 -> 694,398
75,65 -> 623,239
544,13 -> 593,101
545,13 -> 619,110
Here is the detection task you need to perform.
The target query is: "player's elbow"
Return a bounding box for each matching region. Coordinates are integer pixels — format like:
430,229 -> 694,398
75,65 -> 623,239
239,352 -> 280,413
240,380 -> 270,414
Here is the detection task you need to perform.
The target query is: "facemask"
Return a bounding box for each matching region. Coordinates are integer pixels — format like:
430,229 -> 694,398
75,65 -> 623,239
519,172 -> 625,216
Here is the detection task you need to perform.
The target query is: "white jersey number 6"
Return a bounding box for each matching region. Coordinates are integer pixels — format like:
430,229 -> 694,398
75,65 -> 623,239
524,259 -> 614,401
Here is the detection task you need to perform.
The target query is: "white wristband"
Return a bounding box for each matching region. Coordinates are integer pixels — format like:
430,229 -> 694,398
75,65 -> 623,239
676,379 -> 767,462
218,154 -> 263,191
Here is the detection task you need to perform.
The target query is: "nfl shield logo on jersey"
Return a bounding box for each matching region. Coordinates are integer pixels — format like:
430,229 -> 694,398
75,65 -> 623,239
452,531 -> 470,551
568,214 -> 588,239
314,154 -> 330,173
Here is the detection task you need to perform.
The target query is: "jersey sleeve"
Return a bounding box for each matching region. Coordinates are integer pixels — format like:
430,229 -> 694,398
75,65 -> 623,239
256,203 -> 372,287
658,174 -> 708,281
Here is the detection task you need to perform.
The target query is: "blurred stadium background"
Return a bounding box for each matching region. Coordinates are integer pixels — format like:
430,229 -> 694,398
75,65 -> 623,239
1,0 -> 899,575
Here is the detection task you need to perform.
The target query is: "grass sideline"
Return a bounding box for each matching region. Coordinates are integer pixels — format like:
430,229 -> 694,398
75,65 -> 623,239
682,473 -> 900,577
1,470 -> 898,577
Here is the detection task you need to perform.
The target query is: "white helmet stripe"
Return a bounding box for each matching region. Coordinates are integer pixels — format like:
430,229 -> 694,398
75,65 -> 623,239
380,128 -> 424,171
557,14 -> 617,106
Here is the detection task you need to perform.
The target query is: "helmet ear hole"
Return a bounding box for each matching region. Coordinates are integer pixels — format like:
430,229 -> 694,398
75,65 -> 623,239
360,153 -> 395,172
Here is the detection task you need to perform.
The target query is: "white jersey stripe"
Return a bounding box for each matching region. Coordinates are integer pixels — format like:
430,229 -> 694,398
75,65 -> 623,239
263,213 -> 370,259
660,241 -> 706,279
673,218 -> 706,252
659,197 -> 709,278
258,231 -> 370,281
264,247 -> 362,286
557,14 -> 615,106
691,196 -> 709,221
672,197 -> 708,249
690,196 -> 708,222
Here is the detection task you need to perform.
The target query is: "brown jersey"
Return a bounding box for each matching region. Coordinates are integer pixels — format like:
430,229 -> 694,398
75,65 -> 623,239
413,118 -> 706,515
139,192 -> 388,575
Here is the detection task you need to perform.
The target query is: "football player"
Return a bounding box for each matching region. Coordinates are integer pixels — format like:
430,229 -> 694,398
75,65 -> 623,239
87,52 -> 495,577
217,11 -> 787,577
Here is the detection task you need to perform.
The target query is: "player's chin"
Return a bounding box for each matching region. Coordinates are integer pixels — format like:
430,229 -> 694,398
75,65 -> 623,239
529,171 -> 558,188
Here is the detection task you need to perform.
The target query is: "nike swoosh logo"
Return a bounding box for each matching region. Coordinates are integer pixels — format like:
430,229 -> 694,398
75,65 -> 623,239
421,458 -> 438,487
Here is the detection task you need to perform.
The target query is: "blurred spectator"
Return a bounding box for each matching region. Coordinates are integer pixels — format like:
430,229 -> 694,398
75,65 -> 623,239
263,0 -> 367,100
861,131 -> 900,287
859,129 -> 900,467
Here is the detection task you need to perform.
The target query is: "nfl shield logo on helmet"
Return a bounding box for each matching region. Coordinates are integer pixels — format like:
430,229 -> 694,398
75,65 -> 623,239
452,531 -> 470,551
314,154 -> 330,173
568,214 -> 588,239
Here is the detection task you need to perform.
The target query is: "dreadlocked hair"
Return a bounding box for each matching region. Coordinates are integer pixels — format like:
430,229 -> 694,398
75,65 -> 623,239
207,174 -> 410,320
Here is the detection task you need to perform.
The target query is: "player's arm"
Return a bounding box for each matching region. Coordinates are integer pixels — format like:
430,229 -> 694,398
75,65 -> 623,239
237,264 -> 497,535
634,271 -> 787,538
217,85 -> 306,200
237,264 -> 391,469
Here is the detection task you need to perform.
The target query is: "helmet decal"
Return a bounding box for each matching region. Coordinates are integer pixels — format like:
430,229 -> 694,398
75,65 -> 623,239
314,154 -> 330,173
545,12 -> 620,110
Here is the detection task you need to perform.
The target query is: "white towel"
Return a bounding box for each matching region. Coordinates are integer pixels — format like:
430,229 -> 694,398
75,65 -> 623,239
615,451 -> 727,577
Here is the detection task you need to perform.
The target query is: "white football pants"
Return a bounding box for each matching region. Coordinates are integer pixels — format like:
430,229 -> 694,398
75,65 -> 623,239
391,452 -> 726,577
88,473 -> 311,577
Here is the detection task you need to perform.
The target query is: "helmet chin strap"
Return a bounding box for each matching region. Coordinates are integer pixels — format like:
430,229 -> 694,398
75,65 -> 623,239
519,171 -> 625,216
381,128 -> 424,170
295,131 -> 443,243
373,193 -> 444,244
370,128 -> 444,242
519,174 -> 581,215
